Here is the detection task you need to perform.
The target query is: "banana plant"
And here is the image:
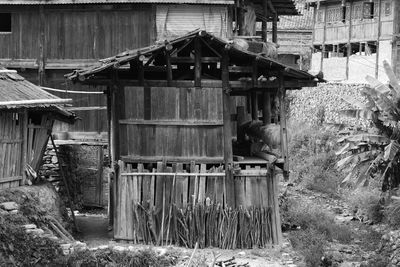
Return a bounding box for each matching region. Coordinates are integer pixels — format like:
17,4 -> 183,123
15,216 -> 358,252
336,61 -> 400,190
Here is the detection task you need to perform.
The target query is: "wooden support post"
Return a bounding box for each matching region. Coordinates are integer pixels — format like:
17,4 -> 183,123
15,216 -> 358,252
272,13 -> 278,44
221,49 -> 234,208
346,1 -> 353,80
110,72 -> 121,165
194,37 -> 202,87
261,0 -> 268,42
236,106 -> 246,143
251,93 -> 258,121
237,0 -> 245,36
20,109 -> 28,186
106,86 -> 113,227
321,5 -> 327,72
375,0 -> 382,79
38,5 -> 46,86
251,59 -> 258,120
262,92 -> 271,124
278,74 -> 289,180
165,49 -> 173,86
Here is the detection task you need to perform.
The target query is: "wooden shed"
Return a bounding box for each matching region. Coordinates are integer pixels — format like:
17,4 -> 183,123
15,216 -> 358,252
0,68 -> 75,189
67,30 -> 321,248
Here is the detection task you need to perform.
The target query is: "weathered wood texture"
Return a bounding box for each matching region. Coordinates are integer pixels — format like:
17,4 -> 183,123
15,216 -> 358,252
313,0 -> 394,44
0,112 -> 24,189
114,160 -> 281,247
119,86 -> 224,160
0,6 -> 153,60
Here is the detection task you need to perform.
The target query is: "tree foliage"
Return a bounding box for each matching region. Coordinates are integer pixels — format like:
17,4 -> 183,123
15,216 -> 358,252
337,61 -> 400,190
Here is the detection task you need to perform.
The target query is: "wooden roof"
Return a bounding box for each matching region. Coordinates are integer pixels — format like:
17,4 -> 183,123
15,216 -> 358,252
0,0 -> 234,4
66,30 -> 321,90
0,69 -> 76,122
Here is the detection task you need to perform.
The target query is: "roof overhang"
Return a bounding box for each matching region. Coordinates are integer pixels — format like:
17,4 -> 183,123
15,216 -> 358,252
0,0 -> 234,5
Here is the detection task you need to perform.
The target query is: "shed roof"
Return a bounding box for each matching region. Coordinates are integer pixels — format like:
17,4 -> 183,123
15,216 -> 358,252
66,29 -> 322,89
0,0 -> 234,4
0,69 -> 76,122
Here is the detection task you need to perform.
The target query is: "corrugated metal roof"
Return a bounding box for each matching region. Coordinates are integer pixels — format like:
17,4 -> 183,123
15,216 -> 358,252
0,69 -> 76,121
0,0 -> 233,4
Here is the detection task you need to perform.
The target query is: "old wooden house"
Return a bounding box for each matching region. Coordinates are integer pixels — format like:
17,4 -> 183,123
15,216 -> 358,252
0,68 -> 75,189
67,29 -> 321,247
0,0 -> 301,140
266,0 -> 314,70
307,0 -> 400,82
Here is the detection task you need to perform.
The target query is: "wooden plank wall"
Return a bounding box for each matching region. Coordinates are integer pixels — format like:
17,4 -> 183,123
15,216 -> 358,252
0,112 -> 24,189
120,87 -> 224,160
313,0 -> 394,45
114,161 -> 281,247
27,113 -> 53,172
0,5 -> 154,60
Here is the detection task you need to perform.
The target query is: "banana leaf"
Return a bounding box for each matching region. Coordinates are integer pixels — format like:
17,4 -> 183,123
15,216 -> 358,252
383,60 -> 400,97
365,75 -> 391,95
338,109 -> 373,120
384,140 -> 400,161
338,134 -> 389,144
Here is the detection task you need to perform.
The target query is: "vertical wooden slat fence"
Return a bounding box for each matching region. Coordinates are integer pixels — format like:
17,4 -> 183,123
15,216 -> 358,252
0,112 -> 24,189
114,160 -> 282,248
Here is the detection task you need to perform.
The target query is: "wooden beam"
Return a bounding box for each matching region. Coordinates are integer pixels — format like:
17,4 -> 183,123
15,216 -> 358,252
321,5 -> 327,72
272,13 -> 278,44
194,37 -> 202,87
221,49 -> 234,208
375,0 -> 382,79
346,1 -> 353,80
165,49 -> 173,86
20,109 -> 28,186
251,59 -> 258,120
262,0 -> 268,42
262,92 -> 271,124
79,79 -> 318,89
110,72 -> 121,164
278,74 -> 289,180
119,119 -> 223,126
38,5 -> 46,86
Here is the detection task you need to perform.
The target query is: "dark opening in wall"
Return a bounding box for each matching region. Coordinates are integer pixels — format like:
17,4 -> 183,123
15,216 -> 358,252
0,13 -> 11,33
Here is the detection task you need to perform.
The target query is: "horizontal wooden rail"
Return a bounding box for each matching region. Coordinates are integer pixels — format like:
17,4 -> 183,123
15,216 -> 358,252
41,86 -> 104,94
0,139 -> 23,143
119,119 -> 224,126
120,170 -> 270,177
0,176 -> 23,184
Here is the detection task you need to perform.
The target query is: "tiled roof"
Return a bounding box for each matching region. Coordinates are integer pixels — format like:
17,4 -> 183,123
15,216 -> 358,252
274,0 -> 313,31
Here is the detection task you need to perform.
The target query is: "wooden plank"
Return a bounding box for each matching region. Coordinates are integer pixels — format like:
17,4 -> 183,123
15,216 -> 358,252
142,166 -> 152,207
119,119 -> 224,126
245,165 -> 252,209
194,37 -> 202,87
205,166 -> 215,200
215,166 -> 224,205
279,74 -> 289,180
272,169 -> 282,245
259,167 -> 269,208
155,162 -> 163,214
198,164 -> 206,203
175,163 -> 184,209
0,176 -> 23,184
189,161 -> 195,205
125,164 -> 134,240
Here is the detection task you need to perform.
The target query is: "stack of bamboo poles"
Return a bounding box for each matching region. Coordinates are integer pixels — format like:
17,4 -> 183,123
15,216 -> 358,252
114,160 -> 280,248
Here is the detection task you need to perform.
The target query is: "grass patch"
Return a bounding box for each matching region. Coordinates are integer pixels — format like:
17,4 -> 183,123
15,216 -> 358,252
346,188 -> 384,223
283,200 -> 353,267
62,248 -> 180,267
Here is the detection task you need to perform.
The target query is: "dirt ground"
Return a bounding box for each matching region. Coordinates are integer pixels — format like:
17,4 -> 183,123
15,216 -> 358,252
74,209 -> 302,266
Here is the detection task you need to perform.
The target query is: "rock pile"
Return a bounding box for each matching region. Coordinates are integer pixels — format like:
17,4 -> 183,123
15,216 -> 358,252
289,83 -> 370,128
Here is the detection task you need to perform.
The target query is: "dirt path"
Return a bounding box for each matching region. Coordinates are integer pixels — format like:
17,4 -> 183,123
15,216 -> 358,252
75,213 -> 112,248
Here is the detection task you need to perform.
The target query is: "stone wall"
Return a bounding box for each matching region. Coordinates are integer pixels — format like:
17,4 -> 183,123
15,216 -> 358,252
39,144 -> 109,209
288,82 -> 371,129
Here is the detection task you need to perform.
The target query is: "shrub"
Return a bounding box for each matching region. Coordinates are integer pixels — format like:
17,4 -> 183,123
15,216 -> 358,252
289,227 -> 326,267
385,199 -> 400,228
282,200 -> 352,243
346,188 -> 384,223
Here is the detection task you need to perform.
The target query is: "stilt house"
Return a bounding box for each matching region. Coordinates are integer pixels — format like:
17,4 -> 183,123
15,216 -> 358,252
67,30 -> 321,248
307,0 -> 400,82
0,68 -> 75,189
